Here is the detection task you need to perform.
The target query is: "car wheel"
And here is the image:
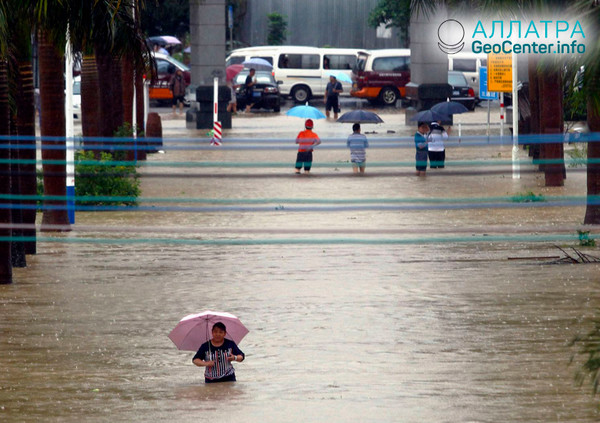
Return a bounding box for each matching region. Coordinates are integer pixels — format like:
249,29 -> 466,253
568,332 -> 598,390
273,105 -> 280,113
466,100 -> 475,111
291,86 -> 311,103
379,87 -> 398,106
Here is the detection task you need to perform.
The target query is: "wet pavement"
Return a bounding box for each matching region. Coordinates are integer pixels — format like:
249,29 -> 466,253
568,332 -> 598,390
2,102 -> 600,422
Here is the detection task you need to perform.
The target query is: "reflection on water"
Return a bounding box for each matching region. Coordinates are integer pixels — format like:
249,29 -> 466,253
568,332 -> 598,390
2,139 -> 600,422
2,241 -> 600,423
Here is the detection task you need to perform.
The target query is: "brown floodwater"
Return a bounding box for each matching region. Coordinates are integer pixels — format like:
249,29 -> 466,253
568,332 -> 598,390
2,110 -> 600,422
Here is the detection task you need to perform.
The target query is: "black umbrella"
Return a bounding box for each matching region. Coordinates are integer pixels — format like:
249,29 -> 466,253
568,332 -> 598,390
336,110 -> 384,124
431,101 -> 469,115
409,109 -> 449,122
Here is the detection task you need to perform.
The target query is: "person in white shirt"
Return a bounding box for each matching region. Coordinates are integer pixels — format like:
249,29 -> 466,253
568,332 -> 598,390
427,121 -> 449,169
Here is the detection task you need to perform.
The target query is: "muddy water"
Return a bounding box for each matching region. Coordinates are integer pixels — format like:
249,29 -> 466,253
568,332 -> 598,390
2,111 -> 600,422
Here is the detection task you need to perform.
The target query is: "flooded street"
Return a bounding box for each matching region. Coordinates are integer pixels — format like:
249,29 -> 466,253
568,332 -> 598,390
2,106 -> 600,422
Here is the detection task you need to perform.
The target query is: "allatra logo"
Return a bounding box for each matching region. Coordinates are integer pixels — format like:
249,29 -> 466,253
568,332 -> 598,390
438,19 -> 465,54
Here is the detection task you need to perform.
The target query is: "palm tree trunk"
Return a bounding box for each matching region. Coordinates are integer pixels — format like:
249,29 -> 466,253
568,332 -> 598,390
0,59 -> 12,284
81,54 -> 101,155
527,57 -> 541,162
121,53 -> 135,161
584,92 -> 600,224
135,68 -> 146,160
95,48 -> 123,141
39,30 -> 70,231
15,61 -> 37,253
539,69 -> 565,187
9,112 -> 26,268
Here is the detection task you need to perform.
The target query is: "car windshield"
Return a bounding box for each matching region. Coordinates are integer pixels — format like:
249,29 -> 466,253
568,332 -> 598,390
354,55 -> 367,72
234,73 -> 274,85
448,72 -> 467,86
162,55 -> 189,72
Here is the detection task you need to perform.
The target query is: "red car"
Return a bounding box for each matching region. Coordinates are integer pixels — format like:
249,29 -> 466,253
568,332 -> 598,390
351,49 -> 411,106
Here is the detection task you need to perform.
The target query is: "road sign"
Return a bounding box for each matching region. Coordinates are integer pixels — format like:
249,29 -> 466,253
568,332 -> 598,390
487,53 -> 512,92
479,67 -> 498,100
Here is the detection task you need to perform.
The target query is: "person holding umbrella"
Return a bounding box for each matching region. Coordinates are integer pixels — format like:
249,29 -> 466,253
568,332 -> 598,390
244,68 -> 257,113
324,75 -> 343,119
192,322 -> 245,383
346,123 -> 369,174
295,119 -> 321,174
415,122 -> 429,176
427,121 -> 449,169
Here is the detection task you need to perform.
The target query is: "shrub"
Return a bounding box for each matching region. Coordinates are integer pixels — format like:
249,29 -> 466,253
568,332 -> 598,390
75,150 -> 140,206
511,191 -> 546,203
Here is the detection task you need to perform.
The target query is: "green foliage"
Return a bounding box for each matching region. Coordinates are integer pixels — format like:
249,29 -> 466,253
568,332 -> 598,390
578,230 -> 596,247
570,314 -> 600,397
140,0 -> 190,39
566,143 -> 587,168
367,0 -> 410,47
511,191 -> 546,203
267,12 -> 287,45
563,63 -> 587,123
75,150 -> 140,206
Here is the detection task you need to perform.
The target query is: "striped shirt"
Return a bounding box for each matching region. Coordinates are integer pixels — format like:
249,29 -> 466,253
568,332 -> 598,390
194,339 -> 245,381
347,132 -> 369,162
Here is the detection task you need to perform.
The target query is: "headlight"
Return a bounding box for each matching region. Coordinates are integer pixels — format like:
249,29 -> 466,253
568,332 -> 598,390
263,87 -> 278,94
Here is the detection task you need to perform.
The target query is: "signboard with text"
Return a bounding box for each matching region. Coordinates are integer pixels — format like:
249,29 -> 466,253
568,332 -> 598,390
487,53 -> 512,92
479,67 -> 498,100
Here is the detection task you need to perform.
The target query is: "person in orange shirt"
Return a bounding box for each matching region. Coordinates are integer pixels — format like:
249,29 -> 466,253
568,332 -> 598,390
294,119 -> 321,174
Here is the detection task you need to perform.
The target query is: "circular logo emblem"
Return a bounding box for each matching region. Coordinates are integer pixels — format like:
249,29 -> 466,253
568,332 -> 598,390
438,19 -> 465,54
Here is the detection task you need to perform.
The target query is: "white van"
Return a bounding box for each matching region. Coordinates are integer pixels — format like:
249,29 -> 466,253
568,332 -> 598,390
447,52 -> 487,101
226,46 -> 359,103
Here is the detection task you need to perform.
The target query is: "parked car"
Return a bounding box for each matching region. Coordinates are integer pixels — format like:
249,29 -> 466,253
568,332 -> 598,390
448,71 -> 475,110
447,52 -> 487,102
150,52 -> 191,104
350,49 -> 411,106
227,46 -> 357,103
233,70 -> 281,112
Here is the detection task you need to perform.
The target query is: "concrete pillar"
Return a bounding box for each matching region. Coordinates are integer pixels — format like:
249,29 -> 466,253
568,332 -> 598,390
405,6 -> 452,125
187,0 -> 231,129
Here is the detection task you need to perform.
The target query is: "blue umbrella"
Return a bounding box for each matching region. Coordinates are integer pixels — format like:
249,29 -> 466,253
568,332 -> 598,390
327,71 -> 352,84
431,101 -> 469,115
336,110 -> 383,124
286,104 -> 326,119
409,109 -> 449,122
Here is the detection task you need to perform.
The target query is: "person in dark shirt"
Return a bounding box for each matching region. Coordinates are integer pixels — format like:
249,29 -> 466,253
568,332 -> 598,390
193,322 -> 245,383
415,122 -> 429,176
244,68 -> 256,113
324,75 -> 343,119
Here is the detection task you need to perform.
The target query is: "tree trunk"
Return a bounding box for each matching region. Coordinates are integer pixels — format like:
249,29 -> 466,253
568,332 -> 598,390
15,61 -> 37,253
95,48 -> 124,142
9,113 -> 26,268
121,54 -> 135,161
39,31 -> 70,231
81,54 -> 101,153
0,60 -> 12,284
135,69 -> 146,160
584,92 -> 600,224
539,69 -> 565,187
527,57 -> 541,162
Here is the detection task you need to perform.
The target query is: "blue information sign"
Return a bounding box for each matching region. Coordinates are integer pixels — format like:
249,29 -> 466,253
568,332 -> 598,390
479,67 -> 498,100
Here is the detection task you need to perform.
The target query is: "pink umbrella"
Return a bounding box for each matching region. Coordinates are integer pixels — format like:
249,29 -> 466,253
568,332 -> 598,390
168,310 -> 249,351
226,64 -> 244,82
